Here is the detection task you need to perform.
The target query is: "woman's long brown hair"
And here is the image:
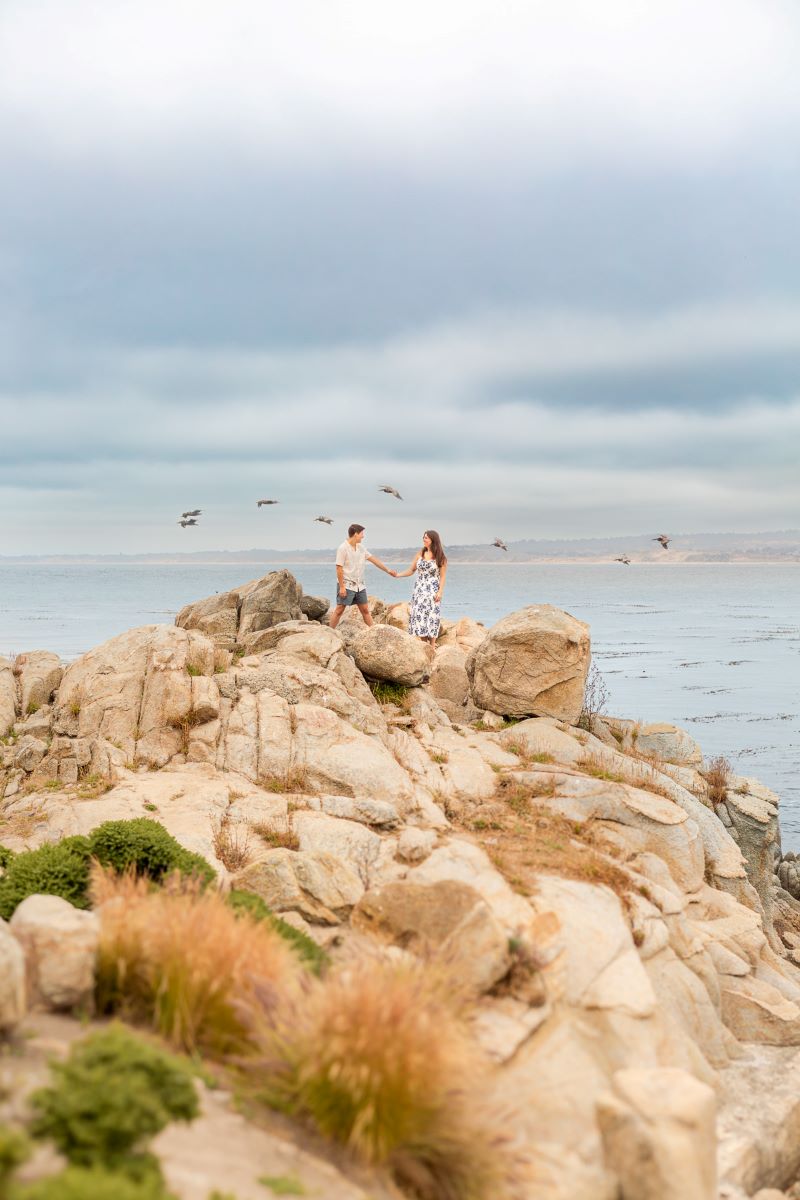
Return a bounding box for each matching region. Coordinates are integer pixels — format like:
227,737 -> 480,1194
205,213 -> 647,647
422,530 -> 447,570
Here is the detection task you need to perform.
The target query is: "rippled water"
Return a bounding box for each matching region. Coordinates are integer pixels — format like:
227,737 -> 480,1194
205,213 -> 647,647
2,562 -> 799,847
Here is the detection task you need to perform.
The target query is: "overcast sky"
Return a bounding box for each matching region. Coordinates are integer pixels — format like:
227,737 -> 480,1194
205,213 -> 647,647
2,0 -> 799,554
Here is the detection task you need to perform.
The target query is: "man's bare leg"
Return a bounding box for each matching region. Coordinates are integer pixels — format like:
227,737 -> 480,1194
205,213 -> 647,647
329,604 -> 347,630
357,603 -> 373,627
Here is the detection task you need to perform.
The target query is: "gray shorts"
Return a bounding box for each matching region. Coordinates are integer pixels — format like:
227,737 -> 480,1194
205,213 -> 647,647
335,586 -> 368,607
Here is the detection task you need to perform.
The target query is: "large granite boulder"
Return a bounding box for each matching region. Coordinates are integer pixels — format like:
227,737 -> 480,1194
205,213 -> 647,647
176,570 -> 305,651
10,894 -> 99,1011
466,604 -> 590,722
352,625 -> 430,686
237,571 -> 304,646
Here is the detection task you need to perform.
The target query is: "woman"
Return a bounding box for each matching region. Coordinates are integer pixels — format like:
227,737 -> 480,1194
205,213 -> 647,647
395,530 -> 448,645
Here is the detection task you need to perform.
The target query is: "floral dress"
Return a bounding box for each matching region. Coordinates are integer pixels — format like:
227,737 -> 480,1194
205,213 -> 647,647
408,557 -> 441,638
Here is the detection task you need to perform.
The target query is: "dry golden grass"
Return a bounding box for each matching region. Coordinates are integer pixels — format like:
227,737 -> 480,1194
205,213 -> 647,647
92,868 -> 301,1057
261,765 -> 310,794
578,752 -> 677,802
251,821 -> 300,852
703,755 -> 731,806
239,957 -> 518,1200
459,776 -> 637,902
212,813 -> 253,871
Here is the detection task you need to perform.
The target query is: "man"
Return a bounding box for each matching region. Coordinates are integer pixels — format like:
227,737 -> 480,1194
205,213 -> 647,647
329,523 -> 396,630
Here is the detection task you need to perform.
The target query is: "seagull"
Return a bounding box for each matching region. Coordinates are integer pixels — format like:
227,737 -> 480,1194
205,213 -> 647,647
257,499 -> 279,507
378,485 -> 403,500
314,516 -> 334,525
177,519 -> 198,527
492,537 -> 508,552
181,509 -> 201,518
653,534 -> 671,550
614,555 -> 631,565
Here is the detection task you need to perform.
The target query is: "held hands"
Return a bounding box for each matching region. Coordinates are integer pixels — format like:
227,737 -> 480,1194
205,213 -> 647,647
389,569 -> 398,578
434,592 -> 442,603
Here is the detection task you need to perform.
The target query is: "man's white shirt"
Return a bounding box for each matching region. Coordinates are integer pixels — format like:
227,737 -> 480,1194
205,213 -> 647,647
336,541 -> 369,590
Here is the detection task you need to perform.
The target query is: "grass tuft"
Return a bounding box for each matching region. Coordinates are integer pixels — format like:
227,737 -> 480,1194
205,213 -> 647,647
211,813 -> 252,872
251,821 -> 300,851
368,679 -> 410,707
239,958 -> 513,1199
260,766 -> 309,795
92,869 -> 301,1057
703,755 -> 731,806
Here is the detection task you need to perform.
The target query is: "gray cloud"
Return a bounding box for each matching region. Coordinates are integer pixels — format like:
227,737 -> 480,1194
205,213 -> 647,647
1,1 -> 800,553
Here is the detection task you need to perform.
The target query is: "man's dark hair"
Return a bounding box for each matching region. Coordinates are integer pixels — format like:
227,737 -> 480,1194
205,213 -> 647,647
348,523 -> 365,538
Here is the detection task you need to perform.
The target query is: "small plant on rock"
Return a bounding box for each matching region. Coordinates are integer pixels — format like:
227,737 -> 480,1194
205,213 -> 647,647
578,662 -> 609,733
703,755 -> 731,806
13,1165 -> 167,1200
29,1024 -> 198,1185
211,813 -> 252,872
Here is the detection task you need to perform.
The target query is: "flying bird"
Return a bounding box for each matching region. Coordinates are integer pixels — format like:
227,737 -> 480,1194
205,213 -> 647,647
378,485 -> 403,500
614,555 -> 631,565
181,509 -> 201,518
314,516 -> 334,525
492,538 -> 508,552
257,499 -> 279,507
653,534 -> 671,550
177,519 -> 198,527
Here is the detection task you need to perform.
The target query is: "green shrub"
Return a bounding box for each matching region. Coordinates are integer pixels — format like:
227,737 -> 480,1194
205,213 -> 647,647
0,845 -> 15,870
0,820 -> 215,919
13,1165 -> 167,1200
29,1025 -> 199,1184
89,819 -> 215,888
0,1122 -> 30,1185
227,890 -> 326,974
0,837 -> 92,920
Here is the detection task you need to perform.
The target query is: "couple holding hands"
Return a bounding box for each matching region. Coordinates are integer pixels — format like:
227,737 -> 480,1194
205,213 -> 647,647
329,523 -> 447,645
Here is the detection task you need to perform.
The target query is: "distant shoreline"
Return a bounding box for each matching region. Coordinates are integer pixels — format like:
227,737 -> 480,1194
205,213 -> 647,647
1,558 -> 797,567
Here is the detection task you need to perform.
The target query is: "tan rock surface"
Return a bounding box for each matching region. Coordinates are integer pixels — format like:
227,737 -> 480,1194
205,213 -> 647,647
0,918 -> 26,1033
0,657 -> 16,737
10,894 -> 98,1011
597,1067 -> 717,1200
234,849 -> 364,923
352,878 -> 511,994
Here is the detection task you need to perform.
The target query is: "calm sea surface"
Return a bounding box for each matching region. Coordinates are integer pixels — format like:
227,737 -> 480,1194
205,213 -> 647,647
2,563 -> 799,847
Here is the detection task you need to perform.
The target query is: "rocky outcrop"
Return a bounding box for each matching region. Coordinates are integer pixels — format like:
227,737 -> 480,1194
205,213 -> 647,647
176,570 -> 312,652
7,570 -> 800,1200
352,625 -> 430,686
466,604 -> 590,721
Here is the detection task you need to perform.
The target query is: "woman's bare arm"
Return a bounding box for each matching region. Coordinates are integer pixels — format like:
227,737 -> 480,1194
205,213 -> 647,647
394,553 -> 421,579
434,561 -> 447,602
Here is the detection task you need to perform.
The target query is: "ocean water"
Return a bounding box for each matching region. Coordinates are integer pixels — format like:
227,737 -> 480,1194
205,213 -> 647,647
2,562 -> 799,847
